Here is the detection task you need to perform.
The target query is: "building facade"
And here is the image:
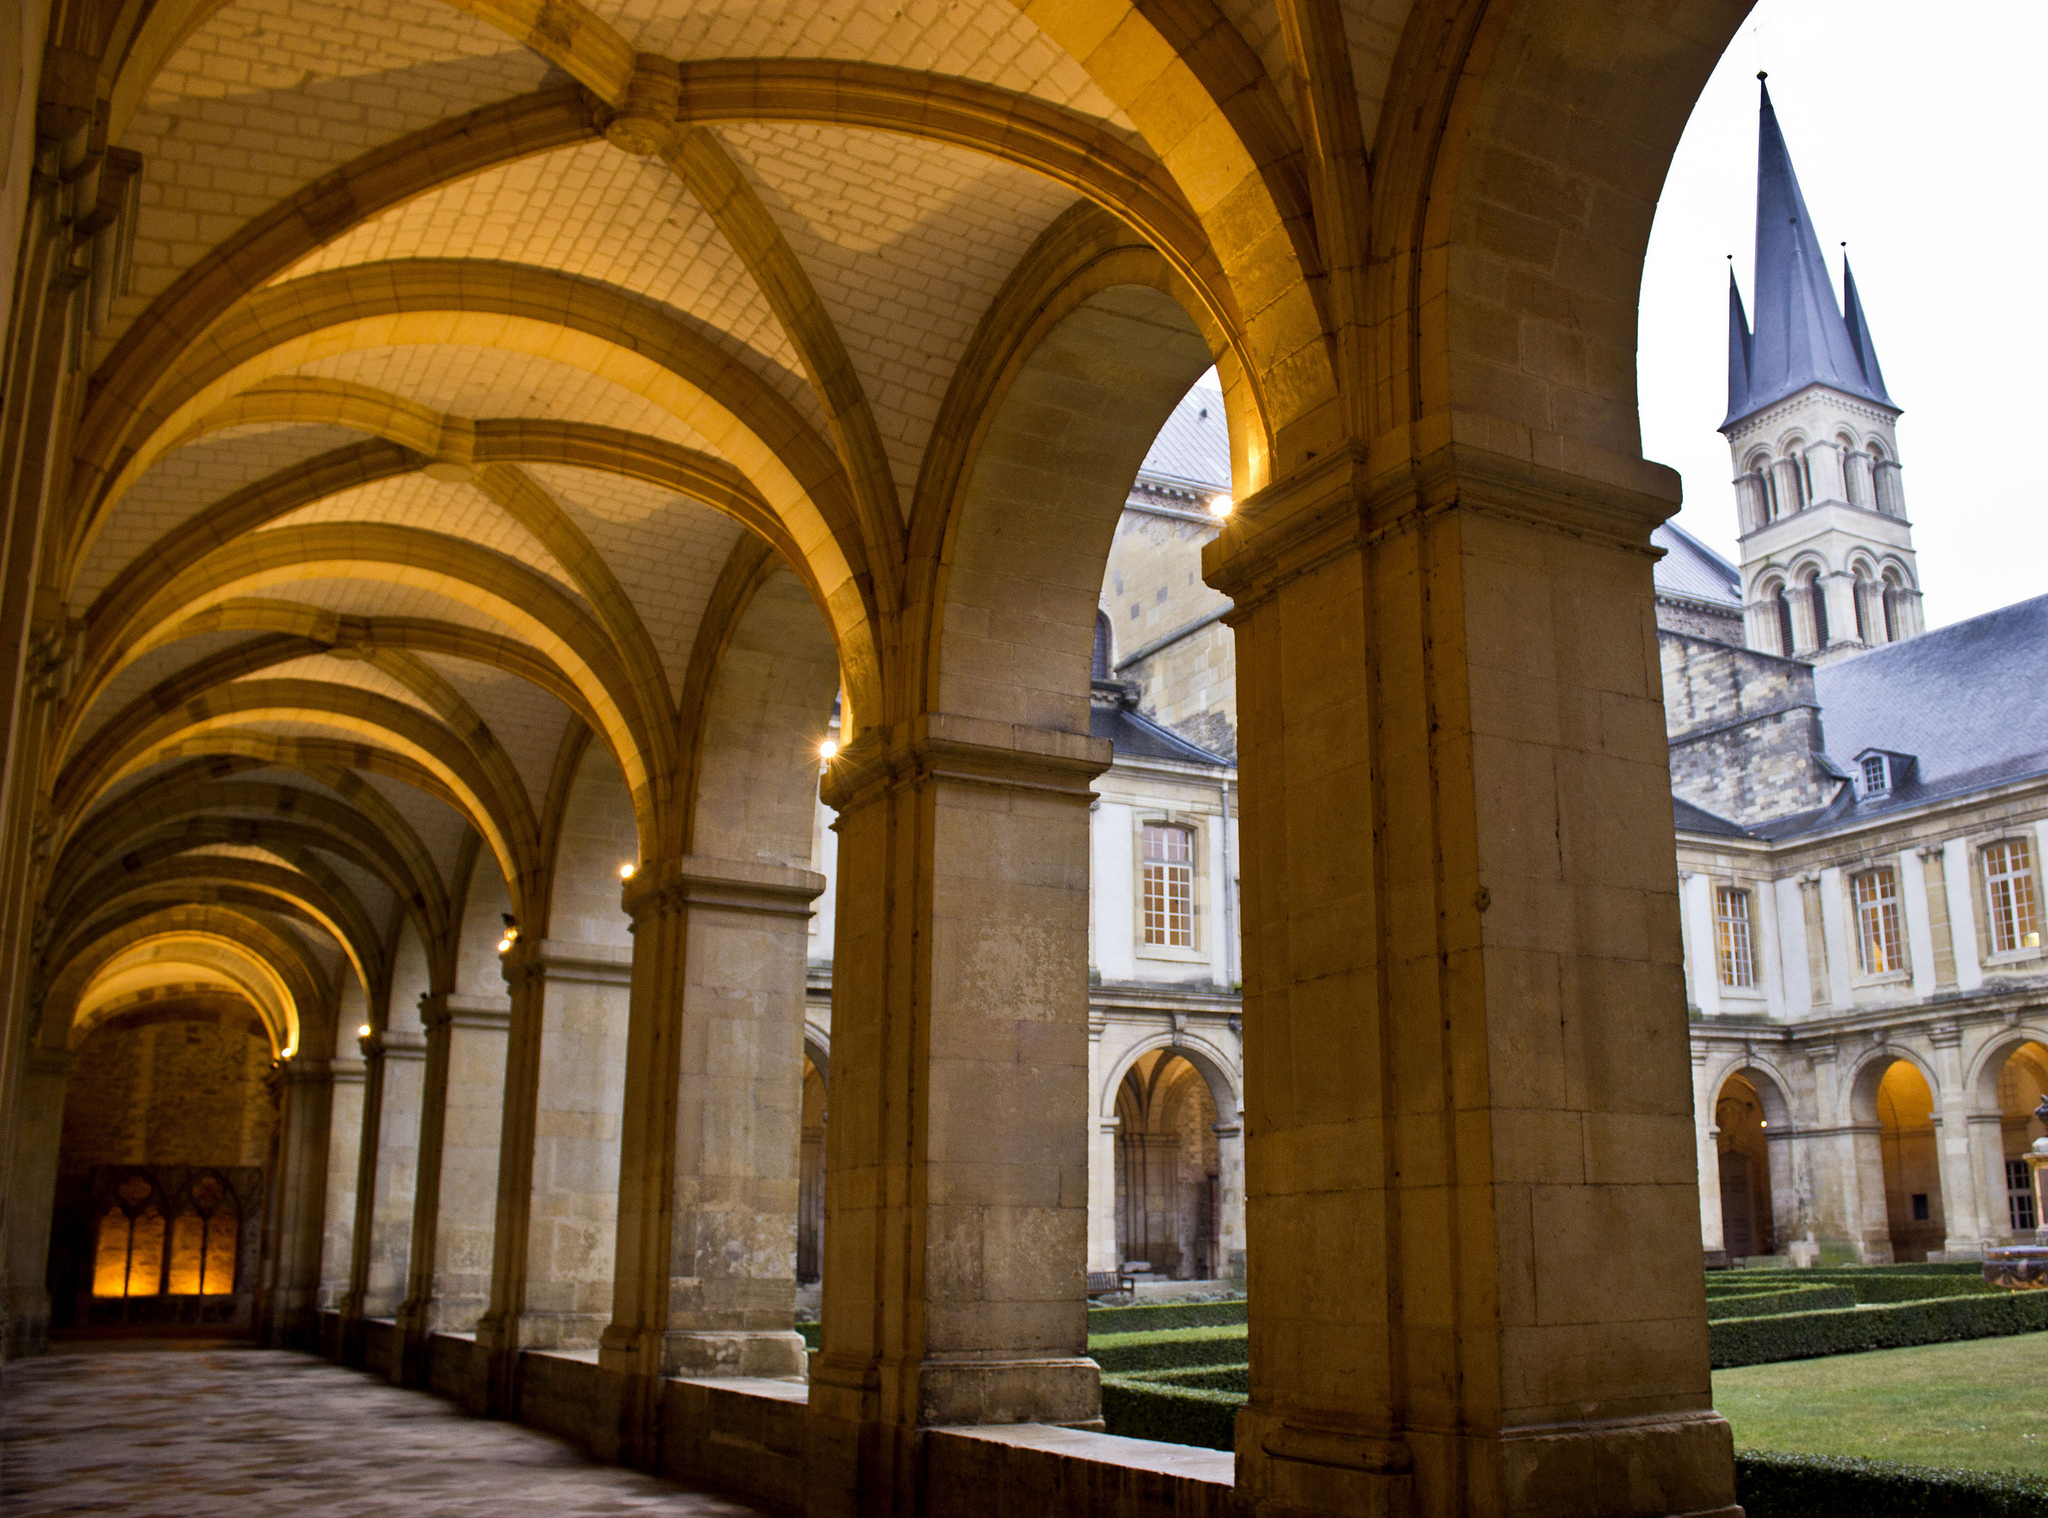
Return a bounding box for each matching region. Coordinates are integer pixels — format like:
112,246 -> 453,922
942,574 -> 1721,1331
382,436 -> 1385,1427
1668,85 -> 2048,1267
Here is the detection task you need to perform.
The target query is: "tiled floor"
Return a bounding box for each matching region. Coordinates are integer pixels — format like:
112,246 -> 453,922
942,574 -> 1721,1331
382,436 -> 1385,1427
0,1344 -> 771,1515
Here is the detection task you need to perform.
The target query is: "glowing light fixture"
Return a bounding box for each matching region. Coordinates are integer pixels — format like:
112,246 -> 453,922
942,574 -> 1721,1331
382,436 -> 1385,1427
2028,931 -> 2043,949
1209,494 -> 1233,518
357,1023 -> 372,1039
620,862 -> 636,881
819,738 -> 839,760
497,937 -> 513,954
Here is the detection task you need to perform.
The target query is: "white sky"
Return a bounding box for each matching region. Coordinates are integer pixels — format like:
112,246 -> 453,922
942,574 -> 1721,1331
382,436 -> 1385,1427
1638,0 -> 2048,629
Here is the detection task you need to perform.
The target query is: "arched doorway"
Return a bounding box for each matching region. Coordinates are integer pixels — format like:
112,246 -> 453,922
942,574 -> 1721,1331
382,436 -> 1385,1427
1994,1041 -> 2048,1236
1113,1051 -> 1221,1281
1714,1072 -> 1783,1261
1873,1059 -> 1945,1262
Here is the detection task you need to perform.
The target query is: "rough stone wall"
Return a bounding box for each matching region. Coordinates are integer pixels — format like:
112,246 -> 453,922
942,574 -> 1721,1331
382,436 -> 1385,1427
1103,510 -> 1237,759
1655,597 -> 1745,646
1661,631 -> 1836,825
57,1015 -> 277,1178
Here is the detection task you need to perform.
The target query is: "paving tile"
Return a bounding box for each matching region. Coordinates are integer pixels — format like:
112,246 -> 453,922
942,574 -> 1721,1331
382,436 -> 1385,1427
0,1346 -> 769,1516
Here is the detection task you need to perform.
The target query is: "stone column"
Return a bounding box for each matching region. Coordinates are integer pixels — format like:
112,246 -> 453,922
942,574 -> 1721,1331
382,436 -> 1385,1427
472,940 -> 631,1412
319,1056 -> 366,1324
1214,1113 -> 1246,1284
1205,445 -> 1737,1518
2,1049 -> 71,1358
805,715 -> 1107,1518
397,993 -> 510,1383
595,854 -> 822,1461
1693,1049 -> 1725,1261
1927,1025 -> 1983,1256
263,1056 -> 338,1349
1968,1109 -> 2012,1244
359,1028 -> 427,1322
1090,1114 -> 1122,1274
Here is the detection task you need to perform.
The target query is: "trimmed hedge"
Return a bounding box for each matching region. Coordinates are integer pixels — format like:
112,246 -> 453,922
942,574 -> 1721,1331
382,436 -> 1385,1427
1735,1452 -> 2048,1518
1098,1374 -> 1239,1451
1090,1324 -> 1248,1374
1144,1365 -> 1248,1394
1705,1285 -> 1855,1320
1712,1272 -> 2000,1304
1086,1299 -> 1246,1335
1710,1290 -> 2048,1368
796,1321 -> 820,1350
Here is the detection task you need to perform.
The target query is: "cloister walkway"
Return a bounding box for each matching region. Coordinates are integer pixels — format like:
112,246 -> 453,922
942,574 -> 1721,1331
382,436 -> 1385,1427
0,1344 -> 768,1516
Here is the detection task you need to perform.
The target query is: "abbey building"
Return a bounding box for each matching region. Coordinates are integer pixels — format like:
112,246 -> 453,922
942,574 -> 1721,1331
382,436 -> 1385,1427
1663,84 -> 2048,1268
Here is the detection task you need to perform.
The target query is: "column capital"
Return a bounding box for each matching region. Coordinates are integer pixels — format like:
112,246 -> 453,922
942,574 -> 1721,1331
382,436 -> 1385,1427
1202,436 -> 1678,609
499,938 -> 633,990
1929,1023 -> 1964,1049
329,1055 -> 367,1085
620,853 -> 824,923
418,991 -> 513,1032
361,1028 -> 427,1060
819,711 -> 1109,814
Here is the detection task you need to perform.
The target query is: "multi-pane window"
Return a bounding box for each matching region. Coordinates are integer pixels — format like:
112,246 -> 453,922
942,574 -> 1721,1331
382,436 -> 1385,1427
1715,886 -> 1756,988
1142,824 -> 1194,947
1854,868 -> 1904,974
1860,755 -> 1888,796
2008,1158 -> 2038,1234
1985,838 -> 2041,953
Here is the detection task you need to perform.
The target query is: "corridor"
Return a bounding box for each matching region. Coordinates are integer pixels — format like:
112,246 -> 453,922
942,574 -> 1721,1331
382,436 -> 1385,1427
0,1346 -> 767,1516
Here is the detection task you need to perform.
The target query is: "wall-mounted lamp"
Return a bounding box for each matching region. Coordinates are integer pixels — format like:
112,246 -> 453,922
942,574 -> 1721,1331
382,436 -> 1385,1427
620,862 -> 636,881
357,1023 -> 372,1038
819,738 -> 839,761
1209,494 -> 1233,518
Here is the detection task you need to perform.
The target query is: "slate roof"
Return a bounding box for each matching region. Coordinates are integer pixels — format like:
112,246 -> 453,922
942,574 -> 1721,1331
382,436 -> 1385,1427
1724,80 -> 1895,429
1673,796 -> 1755,839
1806,593 -> 2048,812
1653,521 -> 1741,608
1091,700 -> 1231,767
1676,594 -> 2048,841
1136,382 -> 1231,493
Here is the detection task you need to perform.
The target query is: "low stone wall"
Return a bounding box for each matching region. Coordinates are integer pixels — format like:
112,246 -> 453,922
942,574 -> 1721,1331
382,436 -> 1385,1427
425,1331 -> 476,1401
362,1318 -> 399,1379
518,1348 -> 599,1449
926,1424 -> 1244,1518
660,1377 -> 809,1510
311,1329 -> 1245,1517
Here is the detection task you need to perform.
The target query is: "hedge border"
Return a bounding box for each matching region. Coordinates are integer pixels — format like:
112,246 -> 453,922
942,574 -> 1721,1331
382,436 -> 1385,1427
1098,1374 -> 1239,1451
1710,1291 -> 2048,1368
1091,1324 -> 1248,1373
1705,1285 -> 1855,1320
1087,1299 -> 1247,1335
1735,1451 -> 2048,1518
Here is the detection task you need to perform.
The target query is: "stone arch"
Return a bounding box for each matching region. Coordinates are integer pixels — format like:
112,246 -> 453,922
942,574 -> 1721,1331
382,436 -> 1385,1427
1711,1065 -> 1791,1261
1099,1031 -> 1241,1124
1849,1047 -> 1948,1263
926,281 -> 1219,735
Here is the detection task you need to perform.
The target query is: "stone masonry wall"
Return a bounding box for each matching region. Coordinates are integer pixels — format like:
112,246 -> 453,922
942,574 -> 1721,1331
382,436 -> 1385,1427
1661,632 -> 1837,826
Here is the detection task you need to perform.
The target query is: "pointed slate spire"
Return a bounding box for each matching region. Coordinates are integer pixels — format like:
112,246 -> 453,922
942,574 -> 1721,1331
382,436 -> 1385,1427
1841,257 -> 1894,405
1726,77 -> 1893,429
1724,264 -> 1754,427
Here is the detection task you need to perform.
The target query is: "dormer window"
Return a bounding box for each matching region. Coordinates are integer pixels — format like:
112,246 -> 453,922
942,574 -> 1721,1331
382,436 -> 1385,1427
1860,754 -> 1889,796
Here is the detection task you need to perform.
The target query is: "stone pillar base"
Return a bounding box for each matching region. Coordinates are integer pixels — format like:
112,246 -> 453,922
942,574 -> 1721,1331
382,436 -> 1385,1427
664,1329 -> 808,1380
919,1355 -> 1101,1427
1237,1407 -> 1743,1518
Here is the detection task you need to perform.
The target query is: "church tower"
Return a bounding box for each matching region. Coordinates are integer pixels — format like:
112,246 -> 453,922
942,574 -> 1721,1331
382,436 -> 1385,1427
1724,77 -> 1924,663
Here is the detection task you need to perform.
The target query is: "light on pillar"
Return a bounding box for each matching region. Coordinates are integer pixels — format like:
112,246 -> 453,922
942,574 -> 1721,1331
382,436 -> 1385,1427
620,862 -> 636,881
1208,494 -> 1233,518
819,738 -> 839,761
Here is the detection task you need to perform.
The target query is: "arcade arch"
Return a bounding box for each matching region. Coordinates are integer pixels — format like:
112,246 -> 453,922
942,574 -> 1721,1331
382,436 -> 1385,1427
0,0 -> 1777,1512
1852,1054 -> 1947,1263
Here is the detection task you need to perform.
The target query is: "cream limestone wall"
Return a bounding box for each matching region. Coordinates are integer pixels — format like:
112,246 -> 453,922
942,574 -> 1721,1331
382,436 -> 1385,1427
1681,782 -> 2048,1261
320,983 -> 368,1313
361,926 -> 432,1319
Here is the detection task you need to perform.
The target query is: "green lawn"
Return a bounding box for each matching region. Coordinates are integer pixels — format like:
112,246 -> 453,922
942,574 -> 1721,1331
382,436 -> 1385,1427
1715,1333 -> 2048,1476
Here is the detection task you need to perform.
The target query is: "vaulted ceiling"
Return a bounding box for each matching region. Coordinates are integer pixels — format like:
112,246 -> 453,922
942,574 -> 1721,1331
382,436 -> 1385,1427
36,0 -> 1417,1062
